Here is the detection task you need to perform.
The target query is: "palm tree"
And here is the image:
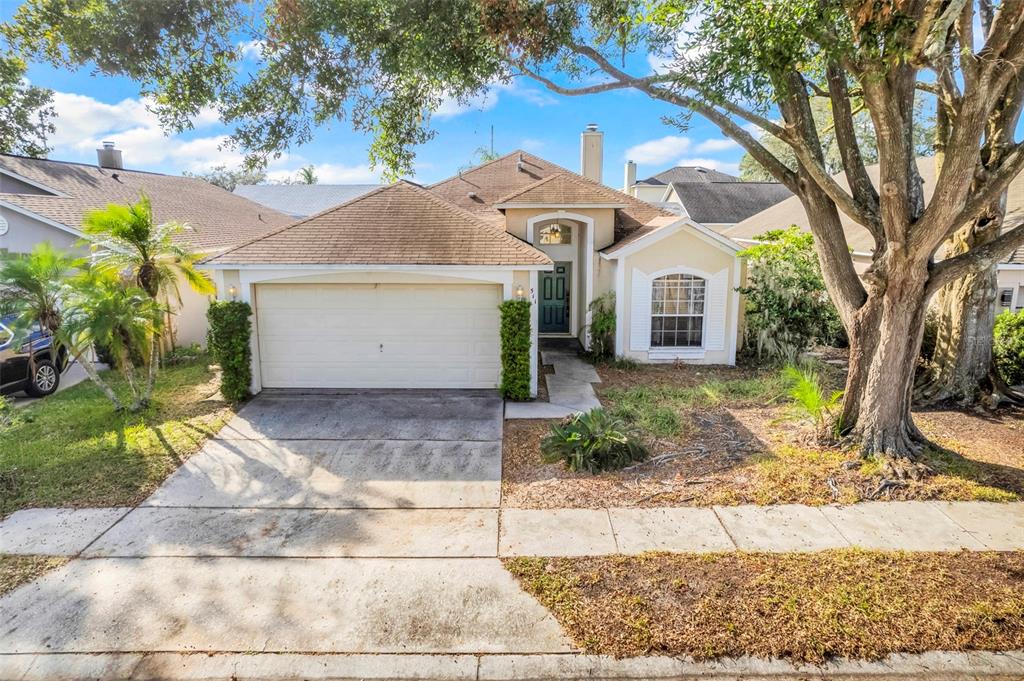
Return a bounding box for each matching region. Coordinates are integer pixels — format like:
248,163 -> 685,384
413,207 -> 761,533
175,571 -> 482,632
60,268 -> 162,411
297,165 -> 318,184
0,242 -> 77,336
82,193 -> 214,405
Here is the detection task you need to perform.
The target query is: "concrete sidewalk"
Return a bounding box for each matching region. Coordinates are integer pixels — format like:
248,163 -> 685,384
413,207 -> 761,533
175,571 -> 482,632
2,650 -> 1024,680
3,500 -> 1022,557
505,346 -> 602,419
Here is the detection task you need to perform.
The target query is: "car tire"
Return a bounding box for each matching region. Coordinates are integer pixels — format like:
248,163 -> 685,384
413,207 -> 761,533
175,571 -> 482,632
26,359 -> 60,397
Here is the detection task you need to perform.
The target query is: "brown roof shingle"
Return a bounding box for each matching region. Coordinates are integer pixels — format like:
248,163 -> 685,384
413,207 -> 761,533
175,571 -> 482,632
205,181 -> 551,267
0,154 -> 293,253
429,150 -> 674,240
495,172 -> 628,206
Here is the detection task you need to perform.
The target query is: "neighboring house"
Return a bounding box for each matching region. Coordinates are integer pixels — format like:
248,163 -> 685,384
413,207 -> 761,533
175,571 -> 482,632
233,184 -> 383,217
724,158 -> 1024,313
0,146 -> 292,346
623,163 -> 793,230
203,127 -> 744,396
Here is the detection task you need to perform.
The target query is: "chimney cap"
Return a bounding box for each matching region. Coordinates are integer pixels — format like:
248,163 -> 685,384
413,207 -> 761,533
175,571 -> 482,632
102,140 -> 116,149
585,123 -> 599,132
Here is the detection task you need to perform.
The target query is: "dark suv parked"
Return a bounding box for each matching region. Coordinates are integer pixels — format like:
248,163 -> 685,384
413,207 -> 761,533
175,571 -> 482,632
0,315 -> 69,397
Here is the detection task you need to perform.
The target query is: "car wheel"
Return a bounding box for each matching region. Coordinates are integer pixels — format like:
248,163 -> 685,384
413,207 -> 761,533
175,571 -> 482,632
26,359 -> 60,397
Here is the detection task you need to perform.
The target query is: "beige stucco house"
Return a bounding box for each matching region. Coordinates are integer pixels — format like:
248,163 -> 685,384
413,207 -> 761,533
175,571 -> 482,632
204,129 -> 744,396
0,148 -> 292,347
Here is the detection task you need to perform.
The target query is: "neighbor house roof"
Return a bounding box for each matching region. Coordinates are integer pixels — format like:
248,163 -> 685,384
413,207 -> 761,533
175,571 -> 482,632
724,158 -> 1024,264
670,181 -> 793,224
638,166 -> 741,185
0,154 -> 292,253
204,181 -> 552,267
430,150 -> 675,239
232,183 -> 383,217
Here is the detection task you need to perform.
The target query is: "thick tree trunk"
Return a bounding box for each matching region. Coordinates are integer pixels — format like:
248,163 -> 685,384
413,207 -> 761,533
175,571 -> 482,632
916,224 -> 1000,406
838,258 -> 931,466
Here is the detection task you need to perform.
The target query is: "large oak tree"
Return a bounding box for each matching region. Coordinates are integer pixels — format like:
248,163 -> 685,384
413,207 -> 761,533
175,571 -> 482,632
9,0 -> 1024,464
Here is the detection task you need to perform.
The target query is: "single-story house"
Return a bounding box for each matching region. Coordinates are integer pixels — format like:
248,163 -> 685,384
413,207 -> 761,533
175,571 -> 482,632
0,147 -> 293,346
724,158 -> 1024,313
623,163 -> 793,230
204,127 -> 744,396
233,183 -> 383,217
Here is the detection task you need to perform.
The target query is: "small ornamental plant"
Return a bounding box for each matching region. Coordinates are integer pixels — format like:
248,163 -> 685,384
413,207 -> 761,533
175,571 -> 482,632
541,408 -> 649,473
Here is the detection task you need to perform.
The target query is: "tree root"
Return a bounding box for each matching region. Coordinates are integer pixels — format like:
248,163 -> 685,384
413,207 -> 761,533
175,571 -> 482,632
868,478 -> 908,499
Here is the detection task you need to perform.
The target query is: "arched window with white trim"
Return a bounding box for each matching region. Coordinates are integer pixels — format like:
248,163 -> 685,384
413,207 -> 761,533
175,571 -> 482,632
650,273 -> 705,347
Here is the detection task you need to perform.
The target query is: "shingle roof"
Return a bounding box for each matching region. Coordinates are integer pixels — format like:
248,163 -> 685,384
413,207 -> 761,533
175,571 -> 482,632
495,172 -> 628,205
671,181 -> 792,224
205,181 -> 551,267
232,183 -> 383,217
724,158 -> 1024,264
0,154 -> 292,253
430,150 -> 674,240
639,166 -> 741,185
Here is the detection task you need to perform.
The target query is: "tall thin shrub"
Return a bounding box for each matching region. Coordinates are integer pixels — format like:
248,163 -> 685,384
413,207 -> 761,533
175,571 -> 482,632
499,299 -> 531,400
207,300 -> 252,401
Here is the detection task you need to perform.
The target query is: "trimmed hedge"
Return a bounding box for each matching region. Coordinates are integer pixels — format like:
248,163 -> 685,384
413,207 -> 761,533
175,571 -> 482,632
207,300 -> 252,402
499,299 -> 532,400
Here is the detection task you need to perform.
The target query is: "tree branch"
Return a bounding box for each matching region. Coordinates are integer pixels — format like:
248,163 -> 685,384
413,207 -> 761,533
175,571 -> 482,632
827,61 -> 881,245
926,222 -> 1024,296
517,66 -> 674,96
943,140 -> 1024,244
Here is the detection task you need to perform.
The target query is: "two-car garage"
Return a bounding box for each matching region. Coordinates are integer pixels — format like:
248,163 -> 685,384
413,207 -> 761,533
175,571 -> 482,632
253,282 -> 503,389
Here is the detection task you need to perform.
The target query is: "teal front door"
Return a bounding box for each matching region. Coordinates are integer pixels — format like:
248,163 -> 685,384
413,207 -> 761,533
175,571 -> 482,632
540,263 -> 571,333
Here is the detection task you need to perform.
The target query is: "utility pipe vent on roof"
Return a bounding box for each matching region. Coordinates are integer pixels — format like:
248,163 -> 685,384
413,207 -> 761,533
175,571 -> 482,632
96,141 -> 124,170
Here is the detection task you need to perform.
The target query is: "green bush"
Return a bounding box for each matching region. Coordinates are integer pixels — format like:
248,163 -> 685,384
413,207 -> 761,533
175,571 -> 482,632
739,227 -> 844,362
164,342 -> 204,366
994,309 -> 1024,386
499,298 -> 532,400
206,300 -> 252,402
586,292 -> 615,359
540,408 -> 649,473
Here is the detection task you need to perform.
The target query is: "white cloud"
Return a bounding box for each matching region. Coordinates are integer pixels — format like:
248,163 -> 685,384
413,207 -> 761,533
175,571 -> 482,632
237,39 -> 265,61
433,79 -> 555,119
49,91 -> 238,171
265,163 -> 379,184
676,157 -> 740,175
624,135 -> 691,165
693,138 -> 739,153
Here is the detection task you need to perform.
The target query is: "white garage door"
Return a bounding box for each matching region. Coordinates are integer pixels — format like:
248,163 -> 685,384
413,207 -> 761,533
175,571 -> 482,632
255,283 -> 502,389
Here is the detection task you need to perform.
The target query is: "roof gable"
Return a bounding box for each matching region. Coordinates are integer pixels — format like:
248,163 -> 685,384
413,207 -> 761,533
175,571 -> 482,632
494,172 -> 628,206
671,181 -> 792,224
642,166 -> 741,185
205,181 -> 551,267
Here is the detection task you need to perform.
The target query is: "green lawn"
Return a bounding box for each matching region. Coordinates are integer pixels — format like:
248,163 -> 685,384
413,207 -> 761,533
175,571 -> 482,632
0,358 -> 234,515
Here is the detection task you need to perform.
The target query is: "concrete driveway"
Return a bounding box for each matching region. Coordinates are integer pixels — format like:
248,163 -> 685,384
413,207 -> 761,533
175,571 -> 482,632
0,392 -> 571,657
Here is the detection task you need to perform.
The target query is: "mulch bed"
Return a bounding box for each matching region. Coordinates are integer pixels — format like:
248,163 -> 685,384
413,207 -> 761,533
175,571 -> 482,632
502,359 -> 1024,508
505,550 -> 1024,662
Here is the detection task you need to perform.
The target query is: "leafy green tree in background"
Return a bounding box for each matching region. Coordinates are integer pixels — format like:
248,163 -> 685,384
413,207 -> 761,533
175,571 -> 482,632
8,1 -> 1024,467
738,228 -> 843,363
296,165 -> 317,184
0,54 -> 55,157
184,164 -> 267,191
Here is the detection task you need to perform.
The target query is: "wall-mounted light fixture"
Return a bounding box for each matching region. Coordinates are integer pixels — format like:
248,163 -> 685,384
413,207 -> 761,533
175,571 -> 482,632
228,285 -> 238,300
514,284 -> 526,300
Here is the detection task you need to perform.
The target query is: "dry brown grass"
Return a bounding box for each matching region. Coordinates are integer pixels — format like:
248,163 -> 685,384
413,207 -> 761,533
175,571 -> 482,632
505,550 -> 1024,662
502,359 -> 1024,508
0,555 -> 67,597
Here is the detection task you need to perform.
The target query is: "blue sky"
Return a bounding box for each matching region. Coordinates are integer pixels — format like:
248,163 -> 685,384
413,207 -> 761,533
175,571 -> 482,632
2,4 -> 747,187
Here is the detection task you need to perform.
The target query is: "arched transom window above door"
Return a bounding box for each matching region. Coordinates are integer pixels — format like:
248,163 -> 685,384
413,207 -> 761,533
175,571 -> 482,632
538,222 -> 572,244
651,273 -> 705,347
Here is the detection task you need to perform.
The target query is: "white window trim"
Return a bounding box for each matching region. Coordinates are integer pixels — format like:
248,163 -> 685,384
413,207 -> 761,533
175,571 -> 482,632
648,271 -> 709,355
